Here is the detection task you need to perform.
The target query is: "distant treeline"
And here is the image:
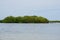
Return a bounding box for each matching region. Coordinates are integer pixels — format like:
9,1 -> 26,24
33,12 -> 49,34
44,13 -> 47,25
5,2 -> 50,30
0,16 -> 49,23
49,20 -> 60,23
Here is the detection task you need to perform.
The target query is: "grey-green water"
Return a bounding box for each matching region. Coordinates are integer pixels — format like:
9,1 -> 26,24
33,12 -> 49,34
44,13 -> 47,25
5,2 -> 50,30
0,23 -> 60,40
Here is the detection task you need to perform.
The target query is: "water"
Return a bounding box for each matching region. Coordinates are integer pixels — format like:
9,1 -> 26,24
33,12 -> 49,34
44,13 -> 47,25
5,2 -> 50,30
0,23 -> 60,40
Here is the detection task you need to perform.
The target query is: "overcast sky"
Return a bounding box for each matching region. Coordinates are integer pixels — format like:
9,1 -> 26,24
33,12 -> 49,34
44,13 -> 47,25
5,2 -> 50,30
0,0 -> 60,20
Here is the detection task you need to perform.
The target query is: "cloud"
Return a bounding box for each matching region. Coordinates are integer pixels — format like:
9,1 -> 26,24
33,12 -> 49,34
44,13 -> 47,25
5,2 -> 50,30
0,0 -> 60,8
0,0 -> 60,20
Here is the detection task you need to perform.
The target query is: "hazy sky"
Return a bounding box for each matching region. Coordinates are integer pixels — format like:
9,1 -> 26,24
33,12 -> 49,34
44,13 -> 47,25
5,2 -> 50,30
0,0 -> 60,20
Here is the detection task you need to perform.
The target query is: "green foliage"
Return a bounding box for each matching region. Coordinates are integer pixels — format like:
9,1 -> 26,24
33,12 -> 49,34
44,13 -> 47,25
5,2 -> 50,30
49,20 -> 60,23
15,16 -> 23,23
0,20 -> 2,23
2,16 -> 16,23
2,16 -> 49,23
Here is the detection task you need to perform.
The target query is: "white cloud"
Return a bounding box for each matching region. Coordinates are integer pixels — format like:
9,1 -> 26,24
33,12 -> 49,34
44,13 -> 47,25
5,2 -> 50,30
0,0 -> 60,20
0,0 -> 60,8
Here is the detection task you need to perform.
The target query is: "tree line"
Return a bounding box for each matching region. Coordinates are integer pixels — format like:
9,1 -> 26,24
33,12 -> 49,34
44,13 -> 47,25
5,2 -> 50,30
0,16 -> 49,23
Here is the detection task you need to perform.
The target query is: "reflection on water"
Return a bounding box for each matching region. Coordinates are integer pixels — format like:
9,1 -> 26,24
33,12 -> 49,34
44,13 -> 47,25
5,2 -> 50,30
0,23 -> 60,40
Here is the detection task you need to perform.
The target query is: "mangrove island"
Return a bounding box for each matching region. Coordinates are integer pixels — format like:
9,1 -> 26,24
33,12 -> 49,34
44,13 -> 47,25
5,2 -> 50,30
0,16 -> 49,23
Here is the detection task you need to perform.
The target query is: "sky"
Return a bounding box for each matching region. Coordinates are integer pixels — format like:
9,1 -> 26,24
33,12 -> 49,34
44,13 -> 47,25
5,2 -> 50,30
0,0 -> 60,20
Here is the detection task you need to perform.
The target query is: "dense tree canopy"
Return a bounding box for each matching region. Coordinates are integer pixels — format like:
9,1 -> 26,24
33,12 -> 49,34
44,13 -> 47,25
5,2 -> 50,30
0,20 -> 2,23
2,16 -> 16,23
1,16 -> 49,23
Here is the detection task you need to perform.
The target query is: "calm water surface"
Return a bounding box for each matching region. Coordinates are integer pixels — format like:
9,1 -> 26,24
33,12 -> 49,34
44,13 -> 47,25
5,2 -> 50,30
0,23 -> 60,40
